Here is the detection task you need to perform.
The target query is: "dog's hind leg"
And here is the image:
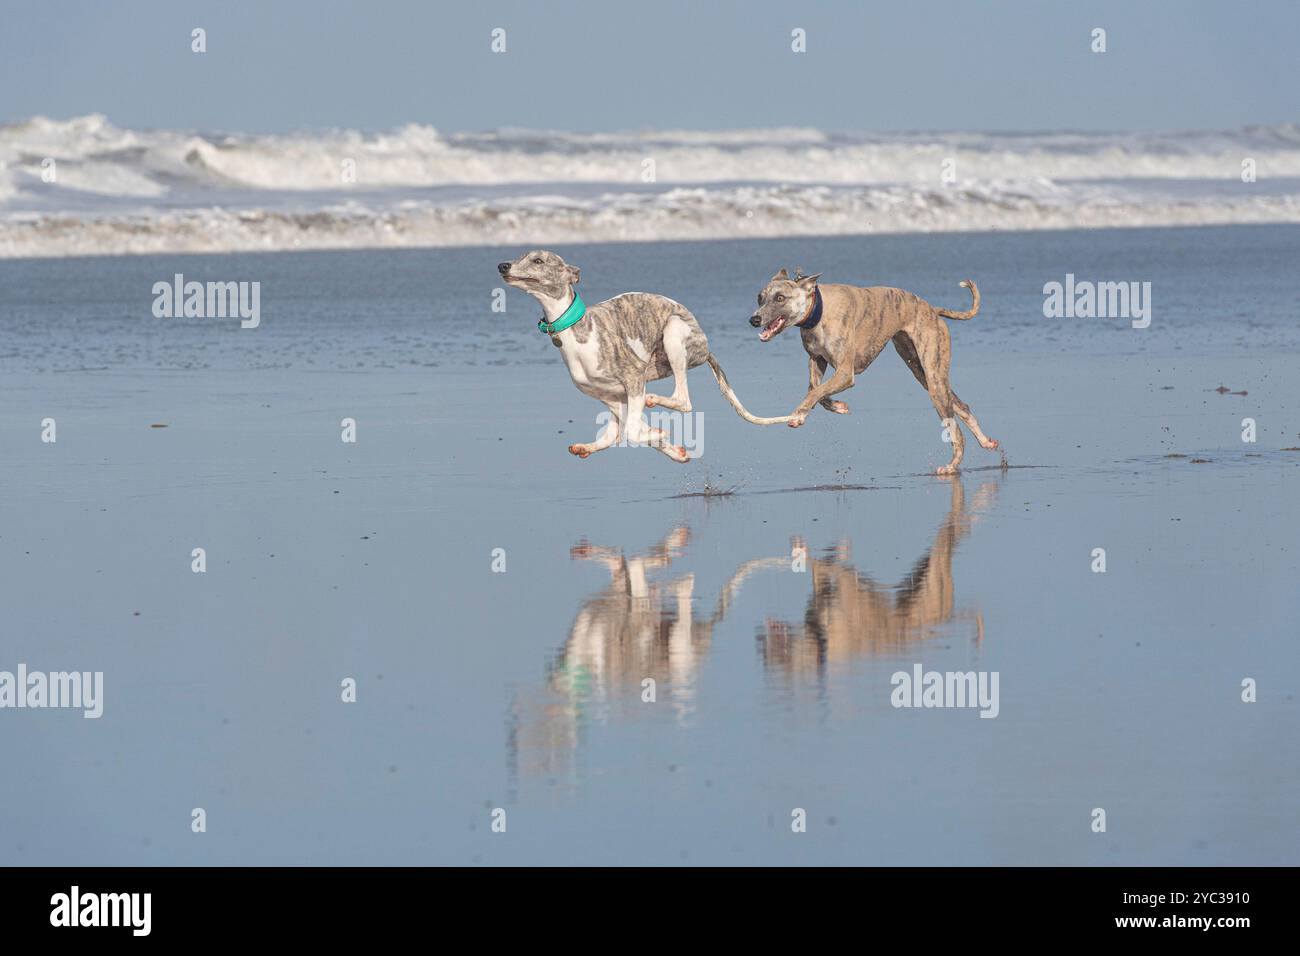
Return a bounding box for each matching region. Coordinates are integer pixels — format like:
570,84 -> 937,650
645,316 -> 694,413
896,331 -> 997,455
810,356 -> 850,415
910,325 -> 965,474
892,332 -> 929,389
626,385 -> 690,463
949,390 -> 999,450
568,400 -> 624,459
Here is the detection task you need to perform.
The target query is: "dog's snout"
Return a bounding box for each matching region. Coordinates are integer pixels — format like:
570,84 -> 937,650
497,262 -> 512,276
749,314 -> 763,328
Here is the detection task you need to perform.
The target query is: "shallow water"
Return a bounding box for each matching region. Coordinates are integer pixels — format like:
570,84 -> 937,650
1,226 -> 1297,864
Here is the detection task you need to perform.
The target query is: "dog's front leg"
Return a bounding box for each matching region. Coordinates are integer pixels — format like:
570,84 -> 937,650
569,400 -> 624,458
789,368 -> 854,428
809,356 -> 850,416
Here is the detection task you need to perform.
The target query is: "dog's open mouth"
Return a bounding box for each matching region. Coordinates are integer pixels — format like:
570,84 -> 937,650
758,315 -> 787,342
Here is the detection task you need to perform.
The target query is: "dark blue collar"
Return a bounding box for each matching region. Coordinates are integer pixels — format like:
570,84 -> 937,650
797,287 -> 823,330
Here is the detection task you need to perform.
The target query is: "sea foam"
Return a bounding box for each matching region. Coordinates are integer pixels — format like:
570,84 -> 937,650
3,115 -> 1299,257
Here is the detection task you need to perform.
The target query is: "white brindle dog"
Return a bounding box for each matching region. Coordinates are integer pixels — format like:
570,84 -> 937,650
498,250 -> 781,462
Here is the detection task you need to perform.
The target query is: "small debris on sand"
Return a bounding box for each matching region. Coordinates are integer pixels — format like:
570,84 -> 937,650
1212,385 -> 1248,396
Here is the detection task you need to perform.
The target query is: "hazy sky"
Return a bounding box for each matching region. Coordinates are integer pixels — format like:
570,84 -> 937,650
2,0 -> 1296,134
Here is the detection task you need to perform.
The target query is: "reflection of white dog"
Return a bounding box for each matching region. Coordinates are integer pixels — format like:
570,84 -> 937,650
562,527 -> 708,691
510,480 -> 998,777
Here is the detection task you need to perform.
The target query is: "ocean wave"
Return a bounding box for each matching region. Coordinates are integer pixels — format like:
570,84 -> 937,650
6,114 -> 1300,192
2,115 -> 1300,256
4,182 -> 1298,259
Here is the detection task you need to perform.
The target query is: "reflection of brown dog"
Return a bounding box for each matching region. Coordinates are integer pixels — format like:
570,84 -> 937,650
757,479 -> 995,681
507,479 -> 996,779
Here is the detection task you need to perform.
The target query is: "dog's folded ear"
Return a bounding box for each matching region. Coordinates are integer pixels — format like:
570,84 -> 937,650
566,265 -> 581,285
771,268 -> 789,281
796,272 -> 822,286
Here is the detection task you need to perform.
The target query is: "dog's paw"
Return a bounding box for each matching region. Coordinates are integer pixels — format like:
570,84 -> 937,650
980,437 -> 1000,450
568,443 -> 591,458
787,412 -> 808,428
644,395 -> 659,408
570,540 -> 594,559
935,463 -> 959,476
824,400 -> 850,415
671,445 -> 691,463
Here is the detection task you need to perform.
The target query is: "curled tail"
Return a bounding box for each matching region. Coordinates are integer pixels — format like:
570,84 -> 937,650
937,279 -> 980,320
705,354 -> 793,425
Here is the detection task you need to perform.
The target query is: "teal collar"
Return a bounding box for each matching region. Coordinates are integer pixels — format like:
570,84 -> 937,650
538,291 -> 586,335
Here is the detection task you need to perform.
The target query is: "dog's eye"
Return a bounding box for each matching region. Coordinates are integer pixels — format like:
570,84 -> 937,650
775,294 -> 785,303
532,257 -> 543,265
757,294 -> 764,305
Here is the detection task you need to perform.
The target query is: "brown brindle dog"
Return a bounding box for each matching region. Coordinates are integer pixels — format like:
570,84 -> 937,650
748,269 -> 1000,474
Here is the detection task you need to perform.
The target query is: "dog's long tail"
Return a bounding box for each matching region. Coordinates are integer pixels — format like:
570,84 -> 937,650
705,354 -> 793,425
937,279 -> 980,320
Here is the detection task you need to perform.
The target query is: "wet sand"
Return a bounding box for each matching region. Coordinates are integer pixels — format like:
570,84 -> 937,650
1,226 -> 1298,864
